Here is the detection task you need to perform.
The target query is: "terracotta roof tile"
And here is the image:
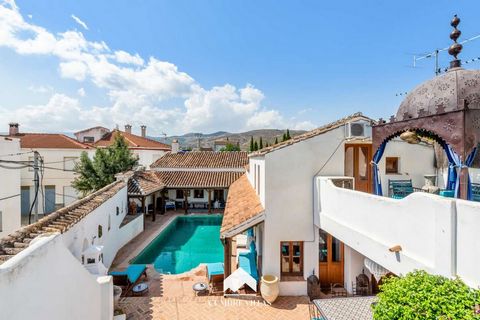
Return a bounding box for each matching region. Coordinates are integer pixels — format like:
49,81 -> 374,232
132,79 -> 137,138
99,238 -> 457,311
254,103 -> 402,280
94,130 -> 171,150
220,175 -> 264,235
8,133 -> 91,149
250,113 -> 374,156
156,171 -> 242,188
0,180 -> 125,264
151,151 -> 248,168
128,171 -> 165,196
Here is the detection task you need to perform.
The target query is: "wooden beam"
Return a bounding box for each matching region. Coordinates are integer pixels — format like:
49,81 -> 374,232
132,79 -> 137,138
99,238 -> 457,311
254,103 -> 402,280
152,193 -> 156,222
184,189 -> 188,214
161,191 -> 165,215
224,237 -> 232,278
208,189 -> 212,213
141,196 -> 146,229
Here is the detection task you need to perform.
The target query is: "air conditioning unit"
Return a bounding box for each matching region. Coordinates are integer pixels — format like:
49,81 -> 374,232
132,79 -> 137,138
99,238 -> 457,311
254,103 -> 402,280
345,122 -> 369,139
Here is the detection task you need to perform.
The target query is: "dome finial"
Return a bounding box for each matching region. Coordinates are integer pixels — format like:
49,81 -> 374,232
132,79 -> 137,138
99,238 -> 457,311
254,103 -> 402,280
448,14 -> 462,68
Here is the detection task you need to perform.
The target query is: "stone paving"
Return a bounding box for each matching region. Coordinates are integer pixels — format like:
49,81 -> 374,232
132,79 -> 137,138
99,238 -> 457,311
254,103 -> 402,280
118,295 -> 311,320
112,213 -> 312,319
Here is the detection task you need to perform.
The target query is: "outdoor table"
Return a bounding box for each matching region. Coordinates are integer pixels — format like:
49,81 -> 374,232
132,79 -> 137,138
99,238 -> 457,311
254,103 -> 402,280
132,282 -> 149,296
192,282 -> 208,296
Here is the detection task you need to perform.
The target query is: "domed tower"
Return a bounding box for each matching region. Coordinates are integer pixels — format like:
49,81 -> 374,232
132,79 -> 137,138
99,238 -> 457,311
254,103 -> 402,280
372,15 -> 480,199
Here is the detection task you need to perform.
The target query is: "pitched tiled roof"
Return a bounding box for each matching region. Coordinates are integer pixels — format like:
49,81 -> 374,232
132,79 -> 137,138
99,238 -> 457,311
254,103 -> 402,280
94,130 -> 171,150
250,113 -> 374,157
0,180 -> 126,264
151,151 -> 248,168
220,174 -> 264,236
156,171 -> 243,188
128,171 -> 165,196
8,133 -> 92,149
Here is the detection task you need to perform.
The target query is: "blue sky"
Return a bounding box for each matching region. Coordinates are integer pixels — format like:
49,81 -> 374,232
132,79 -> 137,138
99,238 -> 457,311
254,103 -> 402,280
1,0 -> 480,135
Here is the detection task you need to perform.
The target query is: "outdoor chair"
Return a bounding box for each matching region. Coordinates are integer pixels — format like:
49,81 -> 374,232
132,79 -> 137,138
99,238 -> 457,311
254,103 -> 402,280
352,273 -> 370,296
388,179 -> 422,199
472,183 -> 480,202
109,264 -> 148,297
206,262 -> 224,295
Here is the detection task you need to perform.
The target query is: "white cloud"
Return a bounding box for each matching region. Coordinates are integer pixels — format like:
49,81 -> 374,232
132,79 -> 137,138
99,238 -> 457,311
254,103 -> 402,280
28,84 -> 52,94
0,1 -> 315,135
71,14 -> 88,30
59,60 -> 87,81
113,50 -> 144,66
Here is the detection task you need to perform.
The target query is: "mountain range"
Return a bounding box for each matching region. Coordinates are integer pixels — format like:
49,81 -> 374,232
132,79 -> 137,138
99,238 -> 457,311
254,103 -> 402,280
152,129 -> 307,151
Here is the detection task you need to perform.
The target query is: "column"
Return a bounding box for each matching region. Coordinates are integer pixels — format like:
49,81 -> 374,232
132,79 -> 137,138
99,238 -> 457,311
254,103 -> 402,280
184,189 -> 188,214
152,193 -> 156,222
208,189 -> 212,213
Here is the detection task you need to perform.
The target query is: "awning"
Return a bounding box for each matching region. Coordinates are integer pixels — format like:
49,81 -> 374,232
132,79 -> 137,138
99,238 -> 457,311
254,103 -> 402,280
223,267 -> 257,292
364,258 -> 390,281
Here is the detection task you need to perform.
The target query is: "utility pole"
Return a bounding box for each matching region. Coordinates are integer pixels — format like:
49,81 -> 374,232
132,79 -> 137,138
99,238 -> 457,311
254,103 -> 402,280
33,151 -> 39,223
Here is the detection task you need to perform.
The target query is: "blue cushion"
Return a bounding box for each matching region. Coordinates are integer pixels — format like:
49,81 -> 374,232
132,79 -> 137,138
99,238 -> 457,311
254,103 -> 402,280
110,264 -> 146,283
238,251 -> 258,281
440,190 -> 455,198
206,262 -> 224,279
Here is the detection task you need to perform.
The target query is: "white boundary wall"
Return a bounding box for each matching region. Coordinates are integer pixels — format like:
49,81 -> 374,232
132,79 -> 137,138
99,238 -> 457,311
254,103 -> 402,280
316,177 -> 480,287
0,234 -> 113,320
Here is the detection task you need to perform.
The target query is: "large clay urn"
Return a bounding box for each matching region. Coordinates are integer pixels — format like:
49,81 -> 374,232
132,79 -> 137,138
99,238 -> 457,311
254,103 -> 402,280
260,275 -> 279,305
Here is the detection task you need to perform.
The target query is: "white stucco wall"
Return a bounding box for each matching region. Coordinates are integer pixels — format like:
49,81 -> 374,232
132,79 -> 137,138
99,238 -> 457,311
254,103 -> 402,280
61,185 -> 143,268
378,139 -> 436,195
316,178 -> 480,288
259,126 -> 348,296
0,137 -> 21,237
455,198 -> 480,288
20,148 -> 94,214
133,149 -> 167,169
0,234 -> 113,320
74,127 -> 110,143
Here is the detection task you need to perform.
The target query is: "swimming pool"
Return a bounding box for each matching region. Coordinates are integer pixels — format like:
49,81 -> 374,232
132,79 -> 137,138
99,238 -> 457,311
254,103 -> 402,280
131,215 -> 224,274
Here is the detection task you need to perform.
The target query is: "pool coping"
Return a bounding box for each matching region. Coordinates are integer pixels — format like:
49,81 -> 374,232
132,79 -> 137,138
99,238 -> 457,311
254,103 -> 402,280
111,212 -> 222,271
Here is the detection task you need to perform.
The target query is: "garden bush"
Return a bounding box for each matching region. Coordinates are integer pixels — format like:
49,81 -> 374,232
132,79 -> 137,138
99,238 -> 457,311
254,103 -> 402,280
373,270 -> 480,320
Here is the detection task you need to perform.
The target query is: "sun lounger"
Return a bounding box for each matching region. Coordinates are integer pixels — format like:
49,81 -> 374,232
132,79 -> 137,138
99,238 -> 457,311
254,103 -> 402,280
109,264 -> 148,296
206,262 -> 224,294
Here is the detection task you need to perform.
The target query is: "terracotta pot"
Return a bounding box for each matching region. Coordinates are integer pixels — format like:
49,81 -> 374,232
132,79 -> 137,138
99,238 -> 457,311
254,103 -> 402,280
260,275 -> 279,305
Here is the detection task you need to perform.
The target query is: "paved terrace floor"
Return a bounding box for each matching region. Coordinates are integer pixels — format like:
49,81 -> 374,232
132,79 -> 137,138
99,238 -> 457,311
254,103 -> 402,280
111,212 -> 311,319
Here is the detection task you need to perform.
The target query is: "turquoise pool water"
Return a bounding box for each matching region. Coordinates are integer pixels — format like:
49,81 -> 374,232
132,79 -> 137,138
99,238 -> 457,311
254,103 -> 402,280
132,215 -> 223,274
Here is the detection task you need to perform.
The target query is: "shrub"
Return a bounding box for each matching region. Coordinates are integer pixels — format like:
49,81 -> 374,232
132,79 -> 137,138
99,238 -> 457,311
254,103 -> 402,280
373,270 -> 480,320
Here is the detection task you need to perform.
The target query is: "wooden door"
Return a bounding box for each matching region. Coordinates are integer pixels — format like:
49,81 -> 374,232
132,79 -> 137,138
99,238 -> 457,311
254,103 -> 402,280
319,230 -> 344,288
345,144 -> 372,193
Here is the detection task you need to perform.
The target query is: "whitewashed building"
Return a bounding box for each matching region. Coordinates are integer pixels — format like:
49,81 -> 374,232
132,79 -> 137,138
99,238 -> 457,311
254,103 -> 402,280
92,125 -> 171,168
0,136 -> 21,237
5,123 -> 94,221
0,178 -> 143,320
221,113 -> 440,296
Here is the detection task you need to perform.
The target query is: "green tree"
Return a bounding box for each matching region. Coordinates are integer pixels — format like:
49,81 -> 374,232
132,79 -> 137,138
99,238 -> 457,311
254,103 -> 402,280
220,143 -> 241,151
286,129 -> 291,140
249,136 -> 254,152
274,137 -> 278,144
73,134 -> 138,196
254,141 -> 258,151
373,270 -> 480,320
282,133 -> 287,142
259,137 -> 263,149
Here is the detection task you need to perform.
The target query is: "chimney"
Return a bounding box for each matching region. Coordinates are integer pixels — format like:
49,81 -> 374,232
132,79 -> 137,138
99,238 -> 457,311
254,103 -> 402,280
124,124 -> 132,134
9,123 -> 19,136
171,139 -> 180,154
140,125 -> 146,138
